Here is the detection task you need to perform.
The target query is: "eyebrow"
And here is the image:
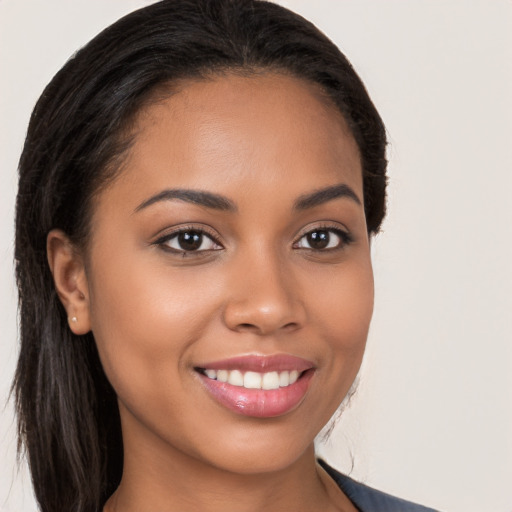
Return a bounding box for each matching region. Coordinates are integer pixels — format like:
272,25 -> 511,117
135,183 -> 361,214
294,184 -> 361,210
135,188 -> 237,213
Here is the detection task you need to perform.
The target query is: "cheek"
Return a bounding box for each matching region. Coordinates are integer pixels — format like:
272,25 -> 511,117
308,255 -> 374,371
85,247 -> 222,401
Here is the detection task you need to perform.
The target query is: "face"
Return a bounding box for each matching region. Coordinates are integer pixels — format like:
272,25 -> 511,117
83,73 -> 373,474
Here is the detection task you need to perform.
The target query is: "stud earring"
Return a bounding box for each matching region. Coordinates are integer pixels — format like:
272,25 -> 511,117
71,316 -> 78,323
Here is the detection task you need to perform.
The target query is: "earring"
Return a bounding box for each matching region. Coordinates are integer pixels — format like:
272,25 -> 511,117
71,316 -> 78,323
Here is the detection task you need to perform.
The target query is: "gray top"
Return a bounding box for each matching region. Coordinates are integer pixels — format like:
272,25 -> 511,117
319,460 -> 440,512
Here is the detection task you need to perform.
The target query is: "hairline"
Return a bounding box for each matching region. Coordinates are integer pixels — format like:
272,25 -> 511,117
80,65 -> 364,256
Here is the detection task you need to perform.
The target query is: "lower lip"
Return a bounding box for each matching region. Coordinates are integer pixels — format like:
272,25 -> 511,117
198,370 -> 314,418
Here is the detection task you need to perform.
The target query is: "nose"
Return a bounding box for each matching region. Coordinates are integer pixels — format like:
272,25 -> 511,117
222,248 -> 306,336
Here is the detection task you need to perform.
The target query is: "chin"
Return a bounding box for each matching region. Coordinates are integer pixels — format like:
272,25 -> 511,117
200,438 -> 314,476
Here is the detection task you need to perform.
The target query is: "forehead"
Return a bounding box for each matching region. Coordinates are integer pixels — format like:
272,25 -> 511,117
99,72 -> 363,212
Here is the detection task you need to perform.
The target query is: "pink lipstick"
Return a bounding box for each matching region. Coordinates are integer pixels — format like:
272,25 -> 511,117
196,355 -> 315,418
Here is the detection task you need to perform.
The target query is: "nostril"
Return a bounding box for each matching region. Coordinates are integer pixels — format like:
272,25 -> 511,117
235,321 -> 299,334
223,296 -> 305,335
238,323 -> 257,330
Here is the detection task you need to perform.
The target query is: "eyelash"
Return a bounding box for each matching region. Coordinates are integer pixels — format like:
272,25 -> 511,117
153,225 -> 222,255
292,225 -> 354,252
153,224 -> 353,255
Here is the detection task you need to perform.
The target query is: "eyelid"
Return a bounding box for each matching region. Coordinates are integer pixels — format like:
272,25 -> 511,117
152,224 -> 224,251
292,222 -> 354,249
293,221 -> 351,241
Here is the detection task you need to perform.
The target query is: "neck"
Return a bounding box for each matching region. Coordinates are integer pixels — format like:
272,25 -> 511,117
104,404 -> 356,512
108,449 -> 330,512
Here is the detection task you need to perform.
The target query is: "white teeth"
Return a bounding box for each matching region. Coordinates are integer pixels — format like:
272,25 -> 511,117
202,368 -> 303,389
217,369 -> 228,382
228,369 -> 244,386
205,369 -> 217,379
244,371 -> 262,389
262,371 -> 280,390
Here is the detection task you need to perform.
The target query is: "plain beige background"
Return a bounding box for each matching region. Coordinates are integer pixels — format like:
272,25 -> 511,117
1,1 -> 511,511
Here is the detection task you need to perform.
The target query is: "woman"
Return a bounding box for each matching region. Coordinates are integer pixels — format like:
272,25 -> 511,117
13,1 -> 438,511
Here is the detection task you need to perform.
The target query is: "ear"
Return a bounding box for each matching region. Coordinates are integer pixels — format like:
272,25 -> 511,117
47,229 -> 91,335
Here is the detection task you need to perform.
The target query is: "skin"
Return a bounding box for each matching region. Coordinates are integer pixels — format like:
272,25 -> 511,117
48,73 -> 374,512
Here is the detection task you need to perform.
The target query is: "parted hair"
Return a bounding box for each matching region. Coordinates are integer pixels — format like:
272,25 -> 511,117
13,1 -> 387,511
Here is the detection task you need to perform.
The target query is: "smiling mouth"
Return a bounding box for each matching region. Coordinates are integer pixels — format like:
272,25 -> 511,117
197,368 -> 302,390
194,355 -> 315,417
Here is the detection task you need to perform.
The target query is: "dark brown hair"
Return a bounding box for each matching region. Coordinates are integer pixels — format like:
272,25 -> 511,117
13,1 -> 387,511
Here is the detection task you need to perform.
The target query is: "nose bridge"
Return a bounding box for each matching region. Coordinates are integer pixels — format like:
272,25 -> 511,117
222,242 -> 303,335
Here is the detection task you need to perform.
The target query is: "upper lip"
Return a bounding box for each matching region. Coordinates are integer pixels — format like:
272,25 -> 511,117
196,354 -> 315,373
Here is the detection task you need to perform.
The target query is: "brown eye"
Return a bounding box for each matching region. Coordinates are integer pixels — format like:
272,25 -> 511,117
306,230 -> 330,249
177,231 -> 203,251
160,229 -> 221,253
295,228 -> 351,251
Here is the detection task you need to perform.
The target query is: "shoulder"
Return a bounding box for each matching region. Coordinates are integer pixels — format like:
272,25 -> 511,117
318,459 -> 441,512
